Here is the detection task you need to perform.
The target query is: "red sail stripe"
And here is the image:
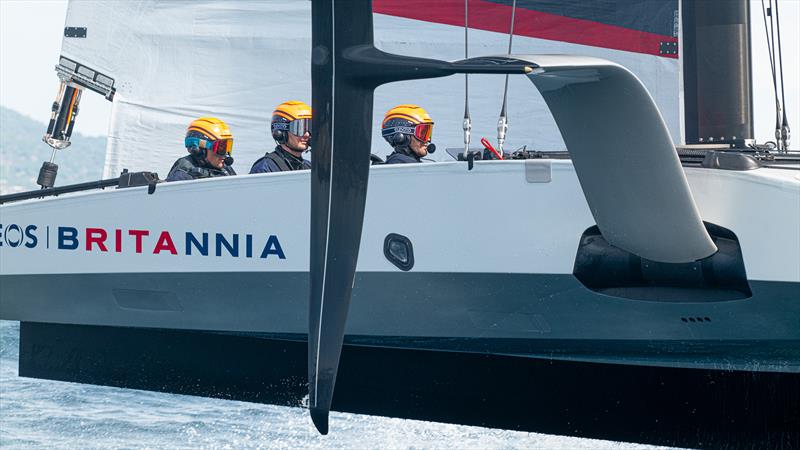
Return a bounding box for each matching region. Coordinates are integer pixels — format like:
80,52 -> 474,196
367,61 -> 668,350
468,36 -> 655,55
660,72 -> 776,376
373,0 -> 678,59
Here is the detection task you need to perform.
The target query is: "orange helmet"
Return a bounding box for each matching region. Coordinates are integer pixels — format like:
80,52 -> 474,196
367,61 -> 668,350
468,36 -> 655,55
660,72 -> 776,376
381,104 -> 434,147
272,100 -> 312,144
185,117 -> 233,157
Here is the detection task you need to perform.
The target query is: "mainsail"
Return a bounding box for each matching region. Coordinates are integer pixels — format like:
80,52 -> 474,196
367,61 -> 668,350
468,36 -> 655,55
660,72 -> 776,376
56,0 -> 681,178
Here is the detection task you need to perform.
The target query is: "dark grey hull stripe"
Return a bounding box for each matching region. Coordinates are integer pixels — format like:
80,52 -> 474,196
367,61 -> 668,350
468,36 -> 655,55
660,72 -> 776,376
2,272 -> 799,371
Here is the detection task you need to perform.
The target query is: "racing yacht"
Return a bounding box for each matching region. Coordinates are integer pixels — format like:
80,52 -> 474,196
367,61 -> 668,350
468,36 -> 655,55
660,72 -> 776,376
1,0 -> 798,446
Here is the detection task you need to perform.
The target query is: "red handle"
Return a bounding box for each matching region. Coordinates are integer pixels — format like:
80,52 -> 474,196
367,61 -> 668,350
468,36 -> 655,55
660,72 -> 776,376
480,137 -> 504,160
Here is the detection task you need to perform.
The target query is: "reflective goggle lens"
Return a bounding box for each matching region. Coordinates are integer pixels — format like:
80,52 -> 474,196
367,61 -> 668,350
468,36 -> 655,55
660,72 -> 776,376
288,118 -> 311,136
210,138 -> 233,156
414,123 -> 433,142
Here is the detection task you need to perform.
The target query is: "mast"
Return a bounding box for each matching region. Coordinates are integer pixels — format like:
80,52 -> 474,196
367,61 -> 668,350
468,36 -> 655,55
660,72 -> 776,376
681,0 -> 753,147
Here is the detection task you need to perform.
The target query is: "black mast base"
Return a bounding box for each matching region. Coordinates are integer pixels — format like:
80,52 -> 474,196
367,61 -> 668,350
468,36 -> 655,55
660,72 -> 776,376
36,161 -> 58,189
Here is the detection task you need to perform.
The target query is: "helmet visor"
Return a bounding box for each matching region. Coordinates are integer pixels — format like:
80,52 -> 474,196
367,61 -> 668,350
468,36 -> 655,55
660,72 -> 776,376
414,123 -> 433,143
210,138 -> 233,156
288,118 -> 311,137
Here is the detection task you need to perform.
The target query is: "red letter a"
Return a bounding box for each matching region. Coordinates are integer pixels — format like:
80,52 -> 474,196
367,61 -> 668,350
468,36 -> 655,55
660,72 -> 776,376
153,231 -> 177,255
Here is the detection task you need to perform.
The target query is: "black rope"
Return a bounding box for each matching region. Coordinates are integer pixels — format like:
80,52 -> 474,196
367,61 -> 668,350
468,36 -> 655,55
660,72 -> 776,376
500,0 -> 516,119
761,0 -> 780,128
768,0 -> 783,149
464,0 -> 469,111
774,0 -> 790,151
0,178 -> 120,205
463,0 -> 472,157
496,0 -> 516,153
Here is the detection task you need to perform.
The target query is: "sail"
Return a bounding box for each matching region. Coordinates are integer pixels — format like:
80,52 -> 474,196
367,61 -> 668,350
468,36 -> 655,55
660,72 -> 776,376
56,0 -> 680,178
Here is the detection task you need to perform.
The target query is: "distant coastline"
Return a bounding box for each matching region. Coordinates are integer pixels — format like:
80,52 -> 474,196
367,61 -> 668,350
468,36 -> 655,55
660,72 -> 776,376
0,106 -> 106,194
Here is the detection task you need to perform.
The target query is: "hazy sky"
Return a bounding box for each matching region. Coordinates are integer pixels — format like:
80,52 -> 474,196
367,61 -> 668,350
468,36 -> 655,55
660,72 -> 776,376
1,0 -> 798,146
0,0 -> 111,136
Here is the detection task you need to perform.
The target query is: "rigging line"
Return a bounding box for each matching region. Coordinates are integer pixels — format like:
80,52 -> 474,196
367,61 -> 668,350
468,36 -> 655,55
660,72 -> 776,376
497,0 -> 517,154
501,0 -> 517,116
463,0 -> 472,158
761,0 -> 780,130
774,0 -> 790,152
768,0 -> 782,149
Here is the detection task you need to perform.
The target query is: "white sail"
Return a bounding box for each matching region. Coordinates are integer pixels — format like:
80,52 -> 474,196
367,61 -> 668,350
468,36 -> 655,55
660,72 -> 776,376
57,0 -> 681,178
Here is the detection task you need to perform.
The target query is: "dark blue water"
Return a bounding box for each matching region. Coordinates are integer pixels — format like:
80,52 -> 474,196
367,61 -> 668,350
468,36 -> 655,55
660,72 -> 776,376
0,321 -> 668,448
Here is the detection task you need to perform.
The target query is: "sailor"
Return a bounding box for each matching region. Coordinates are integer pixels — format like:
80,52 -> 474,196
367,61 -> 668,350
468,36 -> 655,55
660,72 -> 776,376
250,100 -> 312,173
166,117 -> 236,182
381,104 -> 435,164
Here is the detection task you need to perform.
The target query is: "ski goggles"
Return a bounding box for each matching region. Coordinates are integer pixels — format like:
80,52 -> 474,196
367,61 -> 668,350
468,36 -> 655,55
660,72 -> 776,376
208,138 -> 233,156
381,122 -> 434,143
413,123 -> 433,142
185,136 -> 233,156
274,118 -> 311,136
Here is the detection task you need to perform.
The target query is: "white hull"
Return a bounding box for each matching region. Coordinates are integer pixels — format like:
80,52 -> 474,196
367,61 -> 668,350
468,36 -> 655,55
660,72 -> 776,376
2,161 -> 797,279
1,161 -> 798,372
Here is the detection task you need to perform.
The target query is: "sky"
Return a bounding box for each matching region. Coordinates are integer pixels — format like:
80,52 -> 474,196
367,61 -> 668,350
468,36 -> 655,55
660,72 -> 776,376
1,0 -> 798,147
0,0 -> 110,136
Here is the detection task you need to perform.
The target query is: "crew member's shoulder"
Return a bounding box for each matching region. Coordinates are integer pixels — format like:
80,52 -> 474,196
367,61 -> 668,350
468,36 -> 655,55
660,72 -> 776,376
250,153 -> 282,173
166,155 -> 197,181
385,152 -> 419,164
172,154 -> 197,169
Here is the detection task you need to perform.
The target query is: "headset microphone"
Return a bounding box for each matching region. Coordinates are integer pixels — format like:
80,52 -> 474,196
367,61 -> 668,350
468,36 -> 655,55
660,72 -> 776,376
427,143 -> 436,154
224,156 -> 234,166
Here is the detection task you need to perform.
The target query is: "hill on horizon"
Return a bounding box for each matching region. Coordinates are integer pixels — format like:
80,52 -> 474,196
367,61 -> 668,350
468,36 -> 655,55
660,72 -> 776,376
0,106 -> 107,194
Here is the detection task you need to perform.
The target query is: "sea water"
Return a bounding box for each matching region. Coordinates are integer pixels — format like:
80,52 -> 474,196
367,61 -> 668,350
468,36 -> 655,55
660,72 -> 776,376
0,321 -> 671,449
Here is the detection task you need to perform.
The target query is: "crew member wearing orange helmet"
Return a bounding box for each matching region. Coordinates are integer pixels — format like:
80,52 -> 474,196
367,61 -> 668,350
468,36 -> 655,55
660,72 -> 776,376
381,104 -> 435,164
250,100 -> 312,173
166,117 -> 236,181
